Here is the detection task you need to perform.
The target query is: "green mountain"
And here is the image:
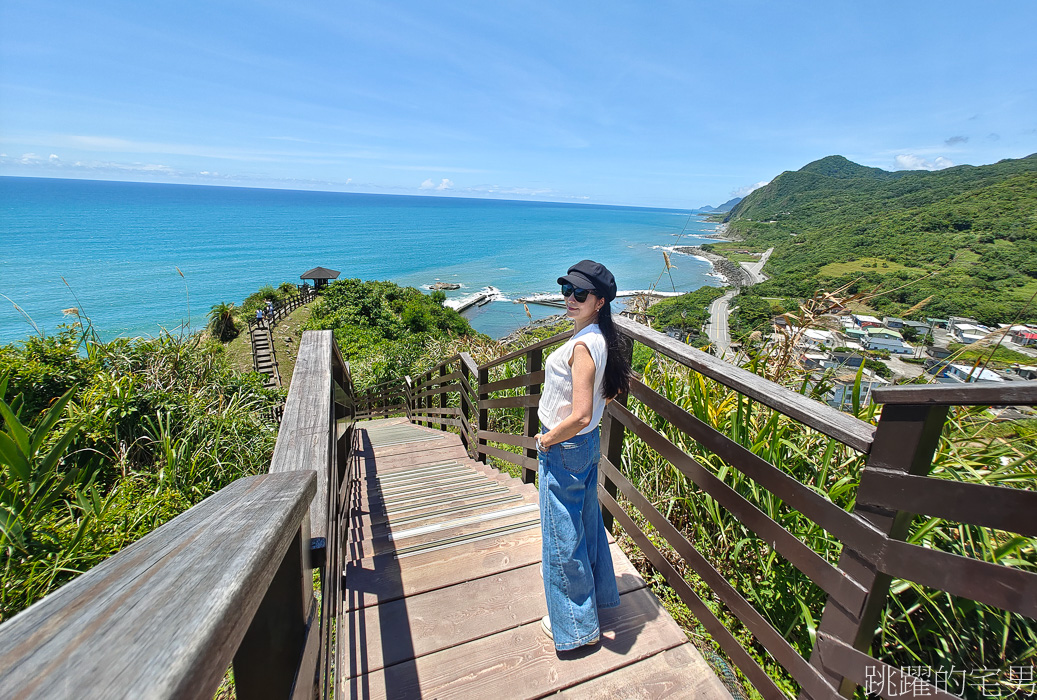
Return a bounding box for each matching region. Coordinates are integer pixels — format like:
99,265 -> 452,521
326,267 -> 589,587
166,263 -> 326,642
725,154 -> 1037,324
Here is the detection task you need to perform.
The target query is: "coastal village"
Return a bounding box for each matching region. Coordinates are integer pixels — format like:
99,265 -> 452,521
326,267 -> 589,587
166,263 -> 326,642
654,240 -> 1037,413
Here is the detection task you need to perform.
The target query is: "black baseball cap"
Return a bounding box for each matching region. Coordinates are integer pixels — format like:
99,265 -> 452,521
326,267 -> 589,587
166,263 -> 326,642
557,260 -> 617,302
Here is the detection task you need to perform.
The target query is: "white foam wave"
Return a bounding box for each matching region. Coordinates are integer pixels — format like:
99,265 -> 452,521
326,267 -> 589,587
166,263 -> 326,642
444,286 -> 502,310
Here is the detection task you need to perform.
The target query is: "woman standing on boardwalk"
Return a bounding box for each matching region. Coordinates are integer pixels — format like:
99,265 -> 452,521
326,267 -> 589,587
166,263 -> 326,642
535,259 -> 631,650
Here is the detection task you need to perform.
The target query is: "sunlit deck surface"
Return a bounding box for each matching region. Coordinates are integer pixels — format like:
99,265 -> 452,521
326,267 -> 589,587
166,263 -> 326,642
340,418 -> 733,699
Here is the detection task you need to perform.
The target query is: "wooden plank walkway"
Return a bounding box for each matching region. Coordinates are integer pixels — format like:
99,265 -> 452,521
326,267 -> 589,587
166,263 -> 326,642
340,418 -> 734,699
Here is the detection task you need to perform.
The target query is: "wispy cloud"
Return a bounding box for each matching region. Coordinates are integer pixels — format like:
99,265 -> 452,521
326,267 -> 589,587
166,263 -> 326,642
893,154 -> 954,171
732,181 -> 769,198
420,178 -> 453,191
944,135 -> 968,146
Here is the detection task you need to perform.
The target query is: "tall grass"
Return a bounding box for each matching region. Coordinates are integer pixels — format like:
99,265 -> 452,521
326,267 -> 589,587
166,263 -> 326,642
624,349 -> 1035,698
0,324 -> 282,620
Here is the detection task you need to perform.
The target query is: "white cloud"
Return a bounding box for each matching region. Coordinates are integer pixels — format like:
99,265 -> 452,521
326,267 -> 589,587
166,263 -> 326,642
49,153 -> 60,161
732,180 -> 769,198
893,154 -> 955,171
420,178 -> 453,191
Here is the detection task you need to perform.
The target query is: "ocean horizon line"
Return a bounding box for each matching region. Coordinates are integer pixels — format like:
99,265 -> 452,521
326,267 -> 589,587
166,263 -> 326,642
1,177 -> 723,343
0,174 -> 709,214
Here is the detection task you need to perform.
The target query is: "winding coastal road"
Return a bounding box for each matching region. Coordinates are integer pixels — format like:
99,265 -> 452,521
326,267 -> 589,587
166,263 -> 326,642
706,248 -> 773,360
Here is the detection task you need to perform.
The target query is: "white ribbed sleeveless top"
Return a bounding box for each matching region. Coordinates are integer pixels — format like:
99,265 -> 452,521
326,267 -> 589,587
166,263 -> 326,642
537,324 -> 608,434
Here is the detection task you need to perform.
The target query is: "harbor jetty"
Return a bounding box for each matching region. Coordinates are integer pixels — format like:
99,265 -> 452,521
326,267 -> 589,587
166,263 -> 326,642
444,286 -> 500,313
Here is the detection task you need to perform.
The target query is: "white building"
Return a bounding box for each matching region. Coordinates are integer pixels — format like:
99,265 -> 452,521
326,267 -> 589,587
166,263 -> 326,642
863,328 -> 913,355
825,372 -> 890,410
952,323 -> 989,344
938,364 -> 1004,384
801,328 -> 837,349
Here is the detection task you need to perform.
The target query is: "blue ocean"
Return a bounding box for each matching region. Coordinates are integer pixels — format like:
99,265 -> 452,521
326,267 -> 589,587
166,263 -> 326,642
0,177 -> 722,343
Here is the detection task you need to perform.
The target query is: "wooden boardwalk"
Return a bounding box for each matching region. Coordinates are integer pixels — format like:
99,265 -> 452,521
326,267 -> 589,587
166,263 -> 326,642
250,324 -> 281,388
340,418 -> 734,699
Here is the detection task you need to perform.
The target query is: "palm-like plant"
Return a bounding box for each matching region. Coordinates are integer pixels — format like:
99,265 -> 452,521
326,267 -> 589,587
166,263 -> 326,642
207,302 -> 238,341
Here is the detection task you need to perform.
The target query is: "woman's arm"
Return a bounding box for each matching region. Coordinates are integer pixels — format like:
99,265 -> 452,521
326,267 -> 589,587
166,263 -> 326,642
538,342 -> 596,449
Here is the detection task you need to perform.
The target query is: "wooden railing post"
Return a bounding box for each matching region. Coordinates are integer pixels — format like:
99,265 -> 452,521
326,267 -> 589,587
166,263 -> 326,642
477,365 -> 489,463
439,364 -> 448,431
404,376 -> 414,421
599,335 -> 633,532
521,348 -> 543,484
425,370 -> 434,427
459,354 -> 477,457
233,517 -> 313,700
806,402 -> 949,698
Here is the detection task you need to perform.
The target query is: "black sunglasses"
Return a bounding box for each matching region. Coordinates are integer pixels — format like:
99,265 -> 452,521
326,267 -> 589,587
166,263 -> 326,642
560,283 -> 590,302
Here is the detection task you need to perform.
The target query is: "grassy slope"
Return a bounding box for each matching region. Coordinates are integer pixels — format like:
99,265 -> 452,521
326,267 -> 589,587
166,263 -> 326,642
223,304 -> 313,390
726,154 -> 1037,324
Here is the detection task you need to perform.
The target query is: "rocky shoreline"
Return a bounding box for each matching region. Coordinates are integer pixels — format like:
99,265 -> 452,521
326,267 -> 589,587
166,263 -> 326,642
498,314 -> 568,346
673,246 -> 752,287
698,222 -> 742,241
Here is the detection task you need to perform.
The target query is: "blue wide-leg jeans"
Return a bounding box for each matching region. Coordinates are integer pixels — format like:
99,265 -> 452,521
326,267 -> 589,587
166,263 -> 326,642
538,426 -> 621,651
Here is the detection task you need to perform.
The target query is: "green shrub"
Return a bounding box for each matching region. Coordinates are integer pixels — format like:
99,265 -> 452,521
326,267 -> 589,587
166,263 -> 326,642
305,278 -> 478,389
0,326 -> 281,620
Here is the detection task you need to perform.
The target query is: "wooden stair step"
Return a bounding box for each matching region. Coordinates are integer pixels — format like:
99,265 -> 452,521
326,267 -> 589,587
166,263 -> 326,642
340,544 -> 646,679
343,527 -> 543,611
359,469 -> 516,508
342,585 -> 689,700
345,509 -> 540,560
353,489 -> 536,532
356,502 -> 540,549
351,489 -> 529,528
555,644 -> 734,699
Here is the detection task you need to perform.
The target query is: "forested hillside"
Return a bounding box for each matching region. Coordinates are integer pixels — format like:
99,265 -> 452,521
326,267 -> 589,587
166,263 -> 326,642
726,154 -> 1037,323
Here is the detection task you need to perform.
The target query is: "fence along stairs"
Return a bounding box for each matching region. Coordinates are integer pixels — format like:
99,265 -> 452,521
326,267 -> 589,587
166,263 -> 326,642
340,416 -> 734,700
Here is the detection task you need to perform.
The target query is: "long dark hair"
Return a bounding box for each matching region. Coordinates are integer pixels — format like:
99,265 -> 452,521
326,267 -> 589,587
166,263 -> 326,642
596,301 -> 631,400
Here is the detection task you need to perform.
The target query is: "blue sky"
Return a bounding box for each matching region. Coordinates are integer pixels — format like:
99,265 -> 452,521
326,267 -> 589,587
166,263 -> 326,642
1,1 -> 1035,208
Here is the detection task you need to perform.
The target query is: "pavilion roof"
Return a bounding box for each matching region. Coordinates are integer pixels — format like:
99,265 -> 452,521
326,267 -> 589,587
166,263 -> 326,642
300,267 -> 341,280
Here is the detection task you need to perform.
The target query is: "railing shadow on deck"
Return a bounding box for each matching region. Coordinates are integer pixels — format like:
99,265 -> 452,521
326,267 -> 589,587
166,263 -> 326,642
353,315 -> 1037,700
0,329 -> 356,699
339,428 -> 421,700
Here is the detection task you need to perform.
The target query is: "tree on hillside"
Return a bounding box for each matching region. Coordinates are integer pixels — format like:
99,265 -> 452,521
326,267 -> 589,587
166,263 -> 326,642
207,302 -> 238,341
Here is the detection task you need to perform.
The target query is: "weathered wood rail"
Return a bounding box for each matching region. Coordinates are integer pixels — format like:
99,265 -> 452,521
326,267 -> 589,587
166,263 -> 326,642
0,330 -> 355,699
355,315 -> 1037,700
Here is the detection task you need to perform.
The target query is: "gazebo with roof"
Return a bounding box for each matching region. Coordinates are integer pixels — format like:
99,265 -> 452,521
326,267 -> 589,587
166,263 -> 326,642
300,266 -> 341,290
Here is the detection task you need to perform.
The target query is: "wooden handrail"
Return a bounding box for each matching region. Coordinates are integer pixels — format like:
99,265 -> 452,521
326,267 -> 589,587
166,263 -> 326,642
348,314 -> 1036,700
0,325 -> 358,699
615,316 -> 876,453
0,472 -> 317,699
478,329 -> 571,370
873,381 -> 1037,405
